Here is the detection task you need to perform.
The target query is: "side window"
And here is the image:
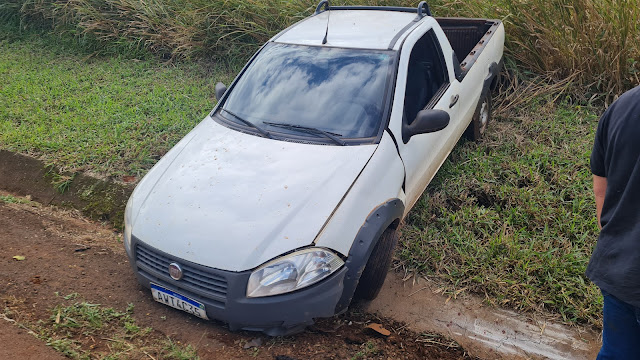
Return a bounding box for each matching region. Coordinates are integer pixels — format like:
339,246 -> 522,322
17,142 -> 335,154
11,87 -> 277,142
403,30 -> 449,124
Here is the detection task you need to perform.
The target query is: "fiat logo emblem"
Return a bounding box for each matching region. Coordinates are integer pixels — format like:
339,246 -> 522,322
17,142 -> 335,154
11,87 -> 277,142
168,263 -> 183,280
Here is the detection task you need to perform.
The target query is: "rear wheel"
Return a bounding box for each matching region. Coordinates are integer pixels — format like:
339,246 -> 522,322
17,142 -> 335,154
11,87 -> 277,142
465,92 -> 492,141
353,227 -> 398,300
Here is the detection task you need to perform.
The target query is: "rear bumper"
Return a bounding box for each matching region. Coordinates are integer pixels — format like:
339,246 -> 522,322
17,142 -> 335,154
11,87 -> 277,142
129,237 -> 346,336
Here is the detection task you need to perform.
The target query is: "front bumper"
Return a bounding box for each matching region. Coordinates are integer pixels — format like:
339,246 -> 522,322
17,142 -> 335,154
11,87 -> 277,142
129,237 -> 347,336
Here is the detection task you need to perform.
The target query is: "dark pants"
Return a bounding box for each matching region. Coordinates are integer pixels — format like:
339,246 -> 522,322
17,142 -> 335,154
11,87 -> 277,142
597,290 -> 640,360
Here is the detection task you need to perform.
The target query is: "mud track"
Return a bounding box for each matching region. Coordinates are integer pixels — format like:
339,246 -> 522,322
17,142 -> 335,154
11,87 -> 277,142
0,195 -> 473,359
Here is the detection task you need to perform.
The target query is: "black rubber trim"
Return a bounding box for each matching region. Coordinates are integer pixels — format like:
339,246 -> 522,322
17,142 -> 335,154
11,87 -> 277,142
373,51 -> 401,143
328,6 -> 424,13
452,52 -> 463,81
481,61 -> 501,98
335,199 -> 404,313
425,83 -> 450,110
371,51 -> 400,144
387,20 -> 422,50
385,128 -> 400,156
315,0 -> 330,14
384,128 -> 406,190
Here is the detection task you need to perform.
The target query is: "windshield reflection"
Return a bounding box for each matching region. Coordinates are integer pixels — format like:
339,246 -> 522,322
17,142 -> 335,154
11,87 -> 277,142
221,43 -> 393,139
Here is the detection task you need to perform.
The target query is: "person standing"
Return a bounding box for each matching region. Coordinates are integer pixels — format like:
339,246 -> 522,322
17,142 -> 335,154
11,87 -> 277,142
589,85 -> 640,359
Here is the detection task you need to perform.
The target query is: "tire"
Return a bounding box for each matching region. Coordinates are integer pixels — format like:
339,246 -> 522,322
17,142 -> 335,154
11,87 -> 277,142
353,227 -> 399,301
465,92 -> 492,141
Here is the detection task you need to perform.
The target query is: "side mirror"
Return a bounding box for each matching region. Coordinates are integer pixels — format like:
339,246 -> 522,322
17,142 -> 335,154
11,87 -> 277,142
215,82 -> 227,101
402,109 -> 450,143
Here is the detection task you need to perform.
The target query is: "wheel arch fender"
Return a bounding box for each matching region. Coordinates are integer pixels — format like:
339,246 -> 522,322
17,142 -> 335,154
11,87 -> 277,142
335,198 -> 404,313
482,60 -> 503,99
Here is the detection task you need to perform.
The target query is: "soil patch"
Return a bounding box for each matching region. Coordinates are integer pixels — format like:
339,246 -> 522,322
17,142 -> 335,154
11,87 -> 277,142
0,195 -> 474,359
0,319 -> 66,360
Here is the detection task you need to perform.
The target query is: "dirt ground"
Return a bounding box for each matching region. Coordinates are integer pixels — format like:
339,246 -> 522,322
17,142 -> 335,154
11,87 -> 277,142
0,193 -> 476,360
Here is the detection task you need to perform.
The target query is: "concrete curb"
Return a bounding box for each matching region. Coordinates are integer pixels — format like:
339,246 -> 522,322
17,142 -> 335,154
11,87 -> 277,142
0,150 -> 133,229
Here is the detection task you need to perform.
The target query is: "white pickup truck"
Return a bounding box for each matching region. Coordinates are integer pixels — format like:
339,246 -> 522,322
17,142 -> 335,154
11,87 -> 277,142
123,1 -> 504,335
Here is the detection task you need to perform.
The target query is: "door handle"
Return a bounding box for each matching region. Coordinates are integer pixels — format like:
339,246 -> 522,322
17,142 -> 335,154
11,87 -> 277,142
449,94 -> 459,108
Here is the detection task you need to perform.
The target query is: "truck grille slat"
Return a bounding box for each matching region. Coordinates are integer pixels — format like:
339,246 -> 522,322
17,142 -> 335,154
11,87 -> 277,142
135,243 -> 229,306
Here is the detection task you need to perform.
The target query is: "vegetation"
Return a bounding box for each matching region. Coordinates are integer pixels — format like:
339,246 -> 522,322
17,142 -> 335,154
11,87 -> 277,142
2,296 -> 199,360
0,23 -> 234,177
398,75 -> 602,326
2,0 -> 638,97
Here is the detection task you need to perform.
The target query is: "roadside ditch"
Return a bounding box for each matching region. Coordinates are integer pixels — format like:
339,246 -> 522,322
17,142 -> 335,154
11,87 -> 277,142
0,150 -> 132,229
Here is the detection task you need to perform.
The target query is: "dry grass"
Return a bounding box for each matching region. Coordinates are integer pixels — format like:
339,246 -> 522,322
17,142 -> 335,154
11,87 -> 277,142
3,0 -> 637,97
453,0 -> 640,101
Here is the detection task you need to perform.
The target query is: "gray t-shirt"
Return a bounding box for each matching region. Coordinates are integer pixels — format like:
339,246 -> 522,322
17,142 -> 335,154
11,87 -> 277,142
588,85 -> 640,307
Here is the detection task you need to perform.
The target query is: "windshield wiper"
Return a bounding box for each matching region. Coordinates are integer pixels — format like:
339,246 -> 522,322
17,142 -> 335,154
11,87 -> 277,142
263,121 -> 346,146
220,109 -> 272,139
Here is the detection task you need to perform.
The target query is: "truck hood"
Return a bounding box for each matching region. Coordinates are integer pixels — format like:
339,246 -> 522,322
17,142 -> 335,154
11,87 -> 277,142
131,118 -> 377,271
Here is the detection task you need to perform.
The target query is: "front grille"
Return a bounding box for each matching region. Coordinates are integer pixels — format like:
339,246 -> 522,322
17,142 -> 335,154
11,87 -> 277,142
135,243 -> 228,308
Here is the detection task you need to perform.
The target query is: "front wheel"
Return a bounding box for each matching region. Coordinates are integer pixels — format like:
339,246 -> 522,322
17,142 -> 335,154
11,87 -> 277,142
465,92 -> 492,141
353,227 -> 398,300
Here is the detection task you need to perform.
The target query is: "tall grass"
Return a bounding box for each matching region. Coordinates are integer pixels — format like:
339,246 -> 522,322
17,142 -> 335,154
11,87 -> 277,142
455,0 -> 640,100
2,0 -> 638,96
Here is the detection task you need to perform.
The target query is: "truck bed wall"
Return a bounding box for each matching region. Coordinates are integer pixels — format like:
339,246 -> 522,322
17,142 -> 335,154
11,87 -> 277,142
436,18 -> 494,65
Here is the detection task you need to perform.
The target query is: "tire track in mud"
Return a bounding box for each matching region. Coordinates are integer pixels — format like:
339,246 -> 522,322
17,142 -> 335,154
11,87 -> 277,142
368,273 -> 601,359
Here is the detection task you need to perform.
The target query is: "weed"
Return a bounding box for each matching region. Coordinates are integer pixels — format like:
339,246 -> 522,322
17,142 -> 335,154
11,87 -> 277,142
0,195 -> 33,204
32,299 -> 200,359
46,338 -> 84,359
351,340 -> 379,359
63,293 -> 79,300
0,195 -> 19,203
163,339 -> 200,360
51,173 -> 75,194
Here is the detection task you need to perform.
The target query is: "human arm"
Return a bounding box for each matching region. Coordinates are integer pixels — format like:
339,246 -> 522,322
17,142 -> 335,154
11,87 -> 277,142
593,175 -> 607,229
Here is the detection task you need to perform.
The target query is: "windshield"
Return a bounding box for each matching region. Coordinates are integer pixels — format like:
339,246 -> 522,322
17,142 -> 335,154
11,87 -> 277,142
221,43 -> 394,139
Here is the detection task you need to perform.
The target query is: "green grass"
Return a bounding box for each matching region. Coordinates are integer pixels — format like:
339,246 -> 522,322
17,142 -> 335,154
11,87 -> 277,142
398,91 -> 602,326
44,299 -> 196,359
0,194 -> 35,204
1,295 -> 199,360
0,23 -> 236,178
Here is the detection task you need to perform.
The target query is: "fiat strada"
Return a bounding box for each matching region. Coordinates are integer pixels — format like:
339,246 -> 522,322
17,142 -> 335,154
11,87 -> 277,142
123,1 -> 505,335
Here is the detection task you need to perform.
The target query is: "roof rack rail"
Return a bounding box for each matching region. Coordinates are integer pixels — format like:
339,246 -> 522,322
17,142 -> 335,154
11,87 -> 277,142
315,0 -> 432,17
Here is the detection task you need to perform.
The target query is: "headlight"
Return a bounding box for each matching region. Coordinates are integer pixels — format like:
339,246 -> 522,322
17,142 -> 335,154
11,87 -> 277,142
123,196 -> 133,257
247,248 -> 344,298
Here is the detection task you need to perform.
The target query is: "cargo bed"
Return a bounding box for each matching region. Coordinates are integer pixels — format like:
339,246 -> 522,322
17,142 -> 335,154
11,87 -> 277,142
437,18 -> 502,78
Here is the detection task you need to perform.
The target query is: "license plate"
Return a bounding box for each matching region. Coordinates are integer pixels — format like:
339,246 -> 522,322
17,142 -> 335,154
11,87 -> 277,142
150,283 -> 208,320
